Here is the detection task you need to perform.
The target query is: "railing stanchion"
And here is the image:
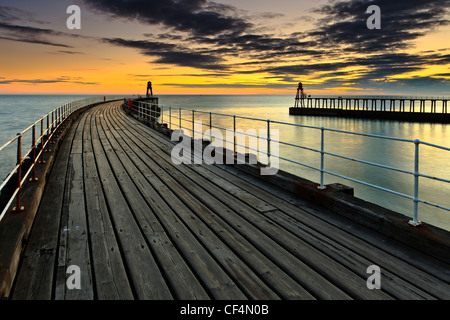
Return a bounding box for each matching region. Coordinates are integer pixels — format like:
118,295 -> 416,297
39,118 -> 46,163
192,110 -> 195,137
30,125 -> 38,182
179,108 -> 182,130
13,134 -> 24,212
46,115 -> 51,152
410,140 -> 422,226
50,111 -> 55,144
209,112 -> 212,142
233,115 -> 237,155
169,106 -> 172,130
267,120 -> 271,168
319,127 -> 326,190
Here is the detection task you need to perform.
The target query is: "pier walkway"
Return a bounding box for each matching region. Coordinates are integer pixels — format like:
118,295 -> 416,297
6,101 -> 450,300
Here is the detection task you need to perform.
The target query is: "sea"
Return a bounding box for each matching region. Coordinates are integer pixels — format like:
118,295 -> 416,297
1,94 -> 450,231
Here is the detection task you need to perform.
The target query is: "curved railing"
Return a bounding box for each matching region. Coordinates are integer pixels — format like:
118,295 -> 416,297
0,96 -> 124,222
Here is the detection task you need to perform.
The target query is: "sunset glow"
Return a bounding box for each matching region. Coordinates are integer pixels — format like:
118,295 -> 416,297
1,0 -> 449,95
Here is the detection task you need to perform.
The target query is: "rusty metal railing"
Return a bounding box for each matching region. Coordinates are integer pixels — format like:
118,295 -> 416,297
0,96 -> 120,222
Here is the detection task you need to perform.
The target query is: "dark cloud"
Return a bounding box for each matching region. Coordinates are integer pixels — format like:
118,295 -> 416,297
311,0 -> 450,53
0,6 -> 47,24
0,35 -> 71,48
0,22 -> 73,47
83,0 -> 251,36
0,77 -> 99,85
259,52 -> 450,84
104,37 -> 227,70
160,82 -> 294,89
84,0 -> 450,94
54,50 -> 85,55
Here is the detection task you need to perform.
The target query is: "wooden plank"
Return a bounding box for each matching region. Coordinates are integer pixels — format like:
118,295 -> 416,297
105,107 -> 316,300
53,113 -> 94,300
109,105 -> 353,300
116,107 -> 277,214
260,209 -> 436,299
94,105 -> 210,300
115,105 -> 450,299
82,110 -> 134,300
101,109 -> 286,300
11,117 -> 80,300
97,107 -> 246,300
209,163 -> 450,299
63,152 -> 94,300
187,167 -> 437,299
90,105 -> 173,300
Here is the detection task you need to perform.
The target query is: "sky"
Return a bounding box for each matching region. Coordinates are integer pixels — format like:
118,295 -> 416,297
0,0 -> 449,95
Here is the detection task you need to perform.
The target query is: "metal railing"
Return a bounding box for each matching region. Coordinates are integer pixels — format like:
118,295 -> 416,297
127,100 -> 450,227
294,96 -> 449,113
0,96 -> 123,222
297,95 -> 450,100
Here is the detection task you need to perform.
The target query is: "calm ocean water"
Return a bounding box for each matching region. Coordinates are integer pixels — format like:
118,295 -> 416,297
1,94 -> 450,231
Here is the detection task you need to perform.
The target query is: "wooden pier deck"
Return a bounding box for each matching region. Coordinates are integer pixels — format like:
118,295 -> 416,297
6,101 -> 450,300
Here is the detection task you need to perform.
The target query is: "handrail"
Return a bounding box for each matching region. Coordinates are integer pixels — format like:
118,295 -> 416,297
296,95 -> 450,100
126,99 -> 450,228
0,95 -> 127,222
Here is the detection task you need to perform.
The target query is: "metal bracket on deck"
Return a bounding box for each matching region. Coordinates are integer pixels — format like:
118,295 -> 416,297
408,220 -> 423,227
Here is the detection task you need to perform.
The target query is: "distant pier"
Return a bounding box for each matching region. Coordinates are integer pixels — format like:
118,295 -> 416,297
290,96 -> 450,123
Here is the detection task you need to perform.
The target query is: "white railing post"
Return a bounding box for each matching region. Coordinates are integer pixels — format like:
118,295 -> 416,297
267,120 -> 271,167
192,110 -> 195,136
319,127 -> 326,190
209,112 -> 212,142
233,115 -> 237,155
410,140 -> 422,226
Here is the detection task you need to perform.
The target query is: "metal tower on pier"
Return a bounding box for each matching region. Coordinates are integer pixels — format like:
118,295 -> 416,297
294,82 -> 306,107
146,81 -> 153,97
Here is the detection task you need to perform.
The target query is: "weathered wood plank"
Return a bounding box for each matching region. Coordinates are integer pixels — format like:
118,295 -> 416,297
205,163 -> 450,299
110,105 -> 352,300
11,117 -> 80,300
83,111 -> 134,300
101,108 -> 284,300
105,106 -> 316,300
115,102 -> 450,299
90,106 -> 173,300
94,106 -> 210,300
97,108 -> 246,300
63,152 -> 93,300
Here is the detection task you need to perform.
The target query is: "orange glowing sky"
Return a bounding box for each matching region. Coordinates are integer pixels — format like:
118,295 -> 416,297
0,0 -> 449,95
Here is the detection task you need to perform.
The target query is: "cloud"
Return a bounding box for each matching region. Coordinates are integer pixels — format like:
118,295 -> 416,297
83,0 -> 450,94
160,82 -> 294,89
0,6 -> 92,48
0,77 -> 99,85
0,21 -> 73,48
53,50 -> 85,55
0,6 -> 47,24
83,0 -> 251,36
311,0 -> 450,53
104,37 -> 228,70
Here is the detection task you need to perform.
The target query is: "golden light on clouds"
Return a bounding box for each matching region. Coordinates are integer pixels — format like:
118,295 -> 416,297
0,0 -> 449,95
